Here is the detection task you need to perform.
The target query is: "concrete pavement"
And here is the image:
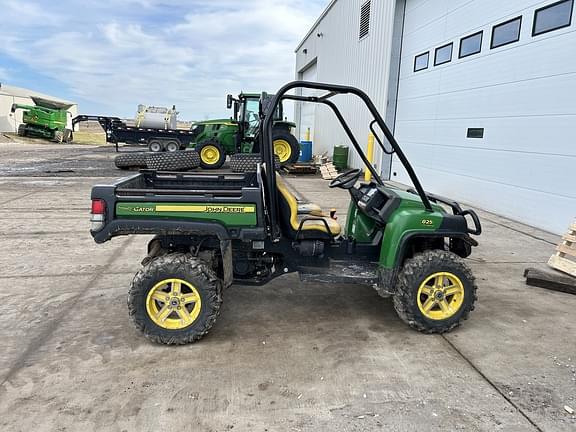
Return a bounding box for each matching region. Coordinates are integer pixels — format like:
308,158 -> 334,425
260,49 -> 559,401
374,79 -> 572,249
0,141 -> 574,431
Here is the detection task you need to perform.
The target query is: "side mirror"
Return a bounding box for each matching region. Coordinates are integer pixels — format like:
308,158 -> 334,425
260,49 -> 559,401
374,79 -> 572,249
226,94 -> 233,109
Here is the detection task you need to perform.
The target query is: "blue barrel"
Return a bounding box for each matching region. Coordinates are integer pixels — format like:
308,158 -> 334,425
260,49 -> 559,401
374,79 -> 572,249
299,140 -> 312,162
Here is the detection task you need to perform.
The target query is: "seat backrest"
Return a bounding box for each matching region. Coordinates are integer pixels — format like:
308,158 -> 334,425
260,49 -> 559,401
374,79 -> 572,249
275,174 -> 340,239
275,174 -> 299,232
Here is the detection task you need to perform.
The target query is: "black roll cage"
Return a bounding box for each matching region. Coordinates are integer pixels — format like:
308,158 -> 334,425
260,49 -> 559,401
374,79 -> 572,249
261,81 -> 433,240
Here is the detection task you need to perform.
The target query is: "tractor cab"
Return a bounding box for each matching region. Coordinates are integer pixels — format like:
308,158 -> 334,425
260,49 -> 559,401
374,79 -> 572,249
228,93 -> 262,148
228,93 -> 283,132
227,93 -> 300,164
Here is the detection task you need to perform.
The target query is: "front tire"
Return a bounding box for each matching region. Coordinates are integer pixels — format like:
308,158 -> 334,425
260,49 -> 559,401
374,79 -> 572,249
197,141 -> 226,169
393,250 -> 477,333
128,254 -> 223,345
272,130 -> 300,165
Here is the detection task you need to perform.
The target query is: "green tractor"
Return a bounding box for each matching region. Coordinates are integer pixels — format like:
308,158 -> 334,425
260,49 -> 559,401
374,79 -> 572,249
190,92 -> 300,169
11,97 -> 73,143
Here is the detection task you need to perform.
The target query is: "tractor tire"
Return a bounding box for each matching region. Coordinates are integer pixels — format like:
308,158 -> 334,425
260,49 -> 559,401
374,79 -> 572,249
197,141 -> 226,169
229,153 -> 280,173
128,253 -> 223,345
17,124 -> 26,137
114,152 -> 148,170
165,141 -> 180,152
272,130 -> 300,165
146,150 -> 200,171
393,250 -> 477,334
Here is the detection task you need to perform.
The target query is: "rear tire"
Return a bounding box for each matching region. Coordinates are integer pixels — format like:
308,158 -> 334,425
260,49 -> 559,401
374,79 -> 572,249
114,152 -> 148,170
149,140 -> 163,152
146,150 -> 200,171
128,253 -> 223,345
165,141 -> 180,152
197,141 -> 226,169
393,250 -> 477,334
230,153 -> 280,173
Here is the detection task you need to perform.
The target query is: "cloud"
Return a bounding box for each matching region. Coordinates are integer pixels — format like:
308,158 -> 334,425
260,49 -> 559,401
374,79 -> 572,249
0,0 -> 327,120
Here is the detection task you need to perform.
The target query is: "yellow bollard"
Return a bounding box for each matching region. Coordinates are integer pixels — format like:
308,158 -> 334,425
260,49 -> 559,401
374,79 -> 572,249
305,127 -> 311,141
364,132 -> 375,182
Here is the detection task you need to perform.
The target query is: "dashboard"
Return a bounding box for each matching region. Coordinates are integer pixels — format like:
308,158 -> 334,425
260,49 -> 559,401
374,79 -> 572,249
353,184 -> 400,225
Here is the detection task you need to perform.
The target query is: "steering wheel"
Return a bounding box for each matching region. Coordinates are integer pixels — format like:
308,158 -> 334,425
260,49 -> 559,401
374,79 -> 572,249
329,168 -> 362,189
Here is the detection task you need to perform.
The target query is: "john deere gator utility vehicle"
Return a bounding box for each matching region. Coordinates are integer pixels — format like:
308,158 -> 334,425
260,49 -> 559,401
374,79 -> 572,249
12,97 -> 73,143
89,81 -> 482,345
191,92 -> 300,169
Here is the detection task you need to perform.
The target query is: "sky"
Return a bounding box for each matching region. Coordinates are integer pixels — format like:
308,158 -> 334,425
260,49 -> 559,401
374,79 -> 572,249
0,0 -> 327,120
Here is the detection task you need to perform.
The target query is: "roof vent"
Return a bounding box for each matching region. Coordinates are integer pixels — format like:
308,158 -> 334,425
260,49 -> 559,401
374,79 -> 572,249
359,0 -> 371,39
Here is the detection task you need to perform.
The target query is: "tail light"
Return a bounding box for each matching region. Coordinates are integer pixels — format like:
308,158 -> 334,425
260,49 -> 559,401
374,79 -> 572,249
91,199 -> 106,231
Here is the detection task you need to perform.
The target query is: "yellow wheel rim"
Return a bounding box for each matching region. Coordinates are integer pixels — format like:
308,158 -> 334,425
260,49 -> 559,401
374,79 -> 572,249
417,272 -> 464,320
273,139 -> 292,163
146,278 -> 202,330
200,145 -> 221,165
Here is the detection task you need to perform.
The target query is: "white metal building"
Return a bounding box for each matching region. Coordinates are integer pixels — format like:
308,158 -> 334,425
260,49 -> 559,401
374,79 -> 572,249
295,0 -> 575,234
0,83 -> 78,133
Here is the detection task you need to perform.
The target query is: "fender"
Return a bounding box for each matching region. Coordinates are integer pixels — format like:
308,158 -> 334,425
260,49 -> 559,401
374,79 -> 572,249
394,231 -> 476,268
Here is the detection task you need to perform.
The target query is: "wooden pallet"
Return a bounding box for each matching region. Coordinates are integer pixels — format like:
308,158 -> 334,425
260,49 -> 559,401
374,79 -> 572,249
548,222 -> 576,277
283,163 -> 317,175
320,162 -> 339,180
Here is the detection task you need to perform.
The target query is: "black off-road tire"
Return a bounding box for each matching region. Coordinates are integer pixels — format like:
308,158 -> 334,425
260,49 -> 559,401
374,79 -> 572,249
230,153 -> 280,173
128,253 -> 223,345
197,140 -> 226,169
17,124 -> 27,137
114,152 -> 148,170
393,250 -> 477,334
146,150 -> 200,171
272,130 -> 300,165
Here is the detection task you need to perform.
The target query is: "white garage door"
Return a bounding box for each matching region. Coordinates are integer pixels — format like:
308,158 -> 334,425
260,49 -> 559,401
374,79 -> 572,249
392,0 -> 576,234
298,61 -> 317,141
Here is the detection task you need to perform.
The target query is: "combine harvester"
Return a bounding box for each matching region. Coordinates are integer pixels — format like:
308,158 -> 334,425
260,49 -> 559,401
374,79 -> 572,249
12,97 -> 74,143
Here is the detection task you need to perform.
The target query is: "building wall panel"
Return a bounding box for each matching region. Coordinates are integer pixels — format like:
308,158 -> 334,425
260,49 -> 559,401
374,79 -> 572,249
295,0 -> 399,171
392,0 -> 576,234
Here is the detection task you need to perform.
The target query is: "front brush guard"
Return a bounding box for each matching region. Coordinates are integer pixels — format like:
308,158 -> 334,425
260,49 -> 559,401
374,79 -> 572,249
406,188 -> 482,235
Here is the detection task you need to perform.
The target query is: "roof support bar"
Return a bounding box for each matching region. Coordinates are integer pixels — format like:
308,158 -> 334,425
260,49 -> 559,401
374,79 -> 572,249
283,95 -> 383,186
